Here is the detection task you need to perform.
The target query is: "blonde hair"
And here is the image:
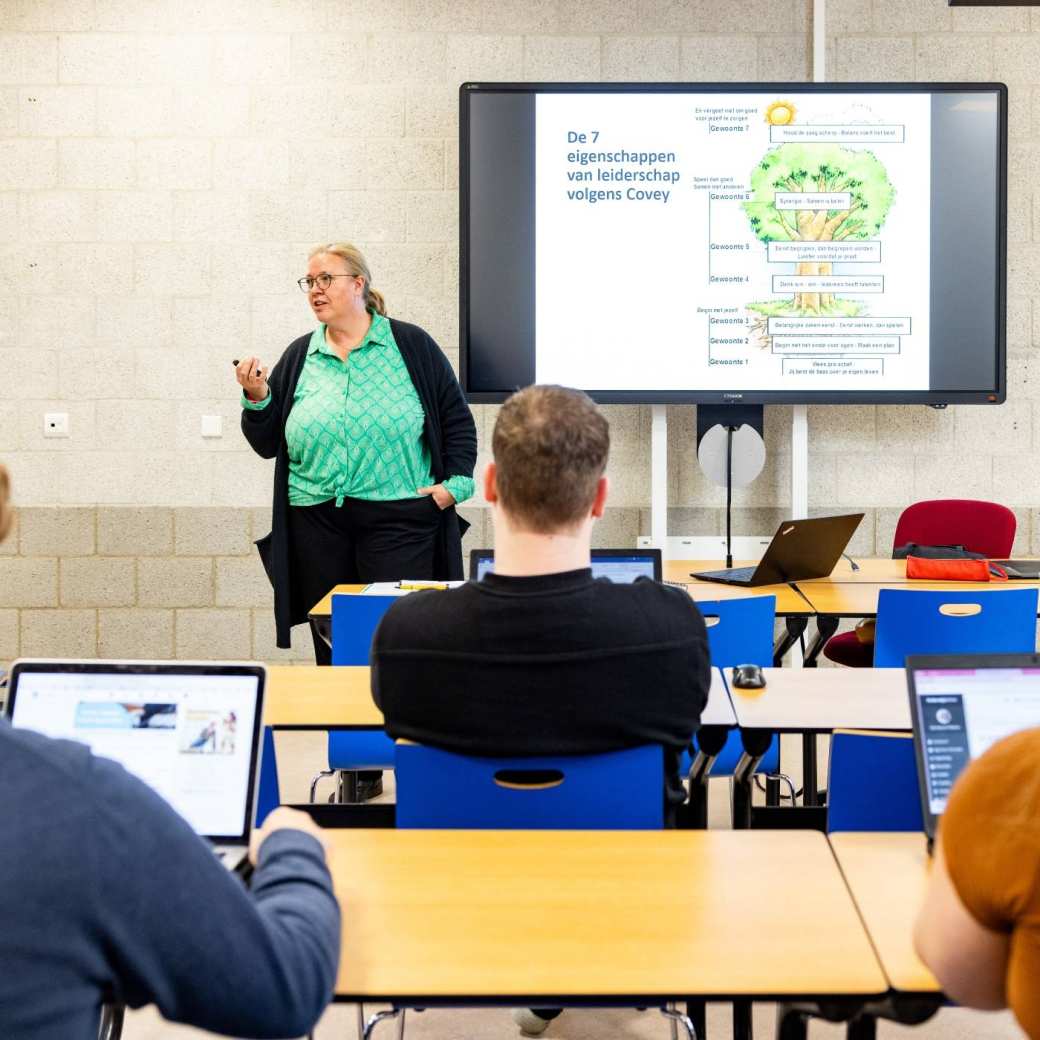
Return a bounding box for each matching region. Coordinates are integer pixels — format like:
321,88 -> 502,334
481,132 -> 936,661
308,242 -> 387,316
0,464 -> 12,544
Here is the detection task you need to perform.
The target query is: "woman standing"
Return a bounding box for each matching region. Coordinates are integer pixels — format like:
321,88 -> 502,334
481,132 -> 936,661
238,242 -> 477,664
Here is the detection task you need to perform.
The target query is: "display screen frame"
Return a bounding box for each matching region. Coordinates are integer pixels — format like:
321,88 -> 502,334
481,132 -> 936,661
459,81 -> 1008,406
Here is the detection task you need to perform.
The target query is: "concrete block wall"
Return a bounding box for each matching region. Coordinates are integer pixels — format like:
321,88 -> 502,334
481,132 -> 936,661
0,0 -> 1036,664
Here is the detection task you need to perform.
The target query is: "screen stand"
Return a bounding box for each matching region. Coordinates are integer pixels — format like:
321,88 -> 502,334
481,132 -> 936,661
696,404 -> 766,570
651,405 -> 668,553
791,405 -> 808,520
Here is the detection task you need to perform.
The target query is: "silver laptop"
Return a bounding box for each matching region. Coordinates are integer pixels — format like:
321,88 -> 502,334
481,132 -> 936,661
907,653 -> 1040,848
5,659 -> 266,870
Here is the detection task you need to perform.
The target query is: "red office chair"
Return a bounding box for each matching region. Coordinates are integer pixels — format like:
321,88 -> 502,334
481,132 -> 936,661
823,499 -> 1017,667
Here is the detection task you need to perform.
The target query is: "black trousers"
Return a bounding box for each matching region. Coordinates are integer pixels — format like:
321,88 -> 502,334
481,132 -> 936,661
289,495 -> 442,666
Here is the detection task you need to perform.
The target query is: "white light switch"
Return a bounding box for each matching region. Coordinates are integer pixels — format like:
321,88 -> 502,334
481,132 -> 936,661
201,414 -> 223,438
43,412 -> 69,438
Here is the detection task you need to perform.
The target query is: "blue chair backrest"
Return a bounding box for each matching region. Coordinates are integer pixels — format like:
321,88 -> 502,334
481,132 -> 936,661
331,594 -> 397,665
698,595 -> 775,667
827,731 -> 923,832
695,596 -> 777,776
873,587 -> 1038,667
395,743 -> 664,829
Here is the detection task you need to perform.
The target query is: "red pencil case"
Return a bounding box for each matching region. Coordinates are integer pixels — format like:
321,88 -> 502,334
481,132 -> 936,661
905,556 -> 1007,582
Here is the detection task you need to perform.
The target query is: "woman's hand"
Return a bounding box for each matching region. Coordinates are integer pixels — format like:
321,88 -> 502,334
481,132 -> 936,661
418,484 -> 456,510
236,356 -> 270,402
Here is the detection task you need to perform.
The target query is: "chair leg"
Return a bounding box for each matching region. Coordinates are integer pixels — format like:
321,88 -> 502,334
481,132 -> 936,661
356,1003 -> 365,1040
98,1004 -> 124,1040
309,769 -> 335,803
396,1008 -> 406,1040
361,1008 -> 402,1040
660,1003 -> 699,1040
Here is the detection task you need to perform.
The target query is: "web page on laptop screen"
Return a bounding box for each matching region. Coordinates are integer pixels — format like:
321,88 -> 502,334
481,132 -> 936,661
11,672 -> 258,836
477,556 -> 656,583
914,667 -> 1040,816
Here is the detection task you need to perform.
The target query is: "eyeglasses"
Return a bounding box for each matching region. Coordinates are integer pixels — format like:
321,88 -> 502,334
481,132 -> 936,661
297,273 -> 356,293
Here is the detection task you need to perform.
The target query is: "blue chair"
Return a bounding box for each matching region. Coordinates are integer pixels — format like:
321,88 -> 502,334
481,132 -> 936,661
687,596 -> 780,778
873,587 -> 1039,667
310,594 -> 398,803
396,742 -> 664,829
255,726 -> 281,827
826,730 -> 923,832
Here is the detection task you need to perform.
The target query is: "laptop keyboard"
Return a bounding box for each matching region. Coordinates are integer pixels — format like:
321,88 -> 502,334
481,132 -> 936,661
695,566 -> 757,582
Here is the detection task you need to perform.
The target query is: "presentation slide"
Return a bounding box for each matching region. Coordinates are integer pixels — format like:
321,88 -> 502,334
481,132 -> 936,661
534,92 -> 932,393
12,672 -> 258,837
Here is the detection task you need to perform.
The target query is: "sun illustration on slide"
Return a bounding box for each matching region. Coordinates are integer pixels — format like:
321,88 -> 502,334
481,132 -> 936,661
765,100 -> 796,125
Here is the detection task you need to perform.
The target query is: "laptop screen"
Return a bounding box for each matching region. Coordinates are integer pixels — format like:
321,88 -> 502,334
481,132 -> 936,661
472,551 -> 660,583
911,665 -> 1040,819
7,666 -> 262,841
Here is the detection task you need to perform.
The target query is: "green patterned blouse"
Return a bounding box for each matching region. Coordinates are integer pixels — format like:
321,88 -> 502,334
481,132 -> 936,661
243,312 -> 475,508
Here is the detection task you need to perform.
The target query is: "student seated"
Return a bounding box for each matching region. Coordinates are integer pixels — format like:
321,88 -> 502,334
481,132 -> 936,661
0,464 -> 340,1040
914,728 -> 1040,1038
372,384 -> 711,817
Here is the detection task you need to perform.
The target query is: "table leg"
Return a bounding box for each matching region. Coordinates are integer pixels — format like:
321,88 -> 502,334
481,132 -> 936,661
773,617 -> 808,666
733,998 -> 753,1040
686,726 -> 728,829
802,734 -> 819,808
684,999 -> 706,1040
775,1004 -> 808,1040
846,1015 -> 876,1040
732,730 -> 771,829
802,615 -> 839,668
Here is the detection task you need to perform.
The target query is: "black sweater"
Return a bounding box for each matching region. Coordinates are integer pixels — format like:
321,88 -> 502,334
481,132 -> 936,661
371,569 -> 711,810
242,319 -> 478,647
0,720 -> 340,1040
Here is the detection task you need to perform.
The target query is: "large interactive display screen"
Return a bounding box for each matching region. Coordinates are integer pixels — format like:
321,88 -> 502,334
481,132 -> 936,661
461,83 -> 1007,404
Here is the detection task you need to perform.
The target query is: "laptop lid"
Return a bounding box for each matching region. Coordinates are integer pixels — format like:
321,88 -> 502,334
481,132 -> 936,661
5,659 -> 266,845
749,513 -> 864,585
907,653 -> 1040,840
469,548 -> 663,583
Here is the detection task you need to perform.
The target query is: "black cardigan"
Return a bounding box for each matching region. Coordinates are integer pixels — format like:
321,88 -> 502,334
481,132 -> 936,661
242,318 -> 478,648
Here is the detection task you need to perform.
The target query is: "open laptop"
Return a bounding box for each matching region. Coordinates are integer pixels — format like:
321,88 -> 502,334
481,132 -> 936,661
470,547 -> 662,583
4,660 -> 266,870
691,513 -> 864,586
991,560 -> 1040,580
907,653 -> 1040,848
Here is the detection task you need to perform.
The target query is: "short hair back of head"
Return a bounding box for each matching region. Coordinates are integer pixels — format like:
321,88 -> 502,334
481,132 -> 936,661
492,385 -> 609,533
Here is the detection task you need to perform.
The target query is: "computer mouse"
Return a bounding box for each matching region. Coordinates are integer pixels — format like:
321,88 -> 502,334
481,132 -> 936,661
731,663 -> 766,690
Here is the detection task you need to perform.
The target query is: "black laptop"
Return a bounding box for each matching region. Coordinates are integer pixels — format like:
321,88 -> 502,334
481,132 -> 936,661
691,513 -> 864,586
907,653 -> 1040,846
470,548 -> 662,583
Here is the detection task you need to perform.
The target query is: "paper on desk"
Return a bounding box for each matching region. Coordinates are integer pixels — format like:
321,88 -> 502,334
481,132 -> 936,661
360,581 -> 466,596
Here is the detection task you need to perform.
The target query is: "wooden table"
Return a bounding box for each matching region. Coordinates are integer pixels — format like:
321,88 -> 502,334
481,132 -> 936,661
726,667 -> 910,733
830,833 -> 940,995
327,828 -> 887,1007
311,574 -> 816,621
264,665 -> 382,729
797,579 -> 1040,619
664,560 -> 815,616
264,664 -> 733,732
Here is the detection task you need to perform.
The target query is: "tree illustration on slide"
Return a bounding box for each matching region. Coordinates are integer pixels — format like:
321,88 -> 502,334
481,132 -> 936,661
743,142 -> 895,317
